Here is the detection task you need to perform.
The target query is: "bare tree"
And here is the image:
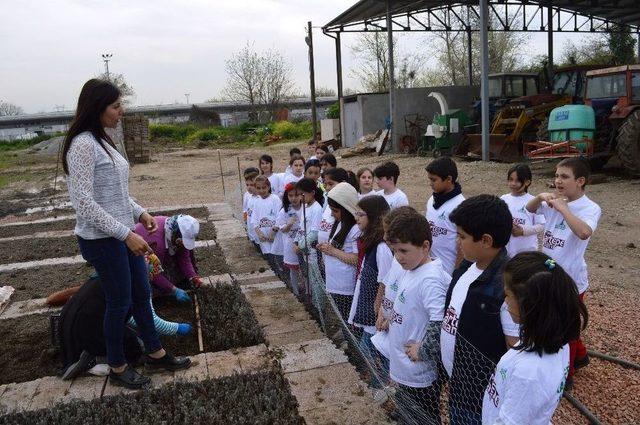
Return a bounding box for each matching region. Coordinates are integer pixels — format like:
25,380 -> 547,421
223,42 -> 296,122
315,86 -> 337,97
0,101 -> 24,116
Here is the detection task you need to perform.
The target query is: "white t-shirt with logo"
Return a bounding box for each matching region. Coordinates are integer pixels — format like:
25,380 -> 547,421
298,201 -> 324,245
426,194 -> 465,275
376,188 -> 410,210
280,173 -> 303,194
388,259 -> 450,388
501,193 -> 545,257
537,195 -> 601,294
358,190 -> 376,200
324,223 -> 360,296
371,258 -> 406,360
349,242 -> 394,335
317,205 -> 335,245
282,206 -> 302,265
250,194 -> 282,254
246,194 -> 259,243
271,208 -> 288,256
482,344 -> 569,425
440,263 -> 520,377
267,174 -> 281,198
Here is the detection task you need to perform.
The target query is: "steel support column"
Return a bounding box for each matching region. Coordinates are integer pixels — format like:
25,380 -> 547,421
307,21 -> 318,140
547,4 -> 554,80
335,33 -> 343,98
386,0 -> 397,152
479,0 -> 490,161
467,28 -> 473,85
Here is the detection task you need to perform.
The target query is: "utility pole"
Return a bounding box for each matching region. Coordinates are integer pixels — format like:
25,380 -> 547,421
306,21 -> 318,141
101,53 -> 113,81
185,93 -> 190,104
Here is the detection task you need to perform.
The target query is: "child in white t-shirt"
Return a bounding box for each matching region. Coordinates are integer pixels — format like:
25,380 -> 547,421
526,157 -> 601,381
386,212 -> 450,424
276,183 -> 303,297
440,195 -> 520,423
280,154 -> 305,194
373,161 -> 409,209
250,176 -> 282,262
284,148 -> 302,175
425,156 -> 465,275
259,154 -> 282,198
482,251 -> 587,425
500,164 -> 545,257
357,167 -> 376,199
242,168 -> 260,247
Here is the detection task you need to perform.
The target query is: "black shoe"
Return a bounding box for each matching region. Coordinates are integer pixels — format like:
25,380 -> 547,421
574,354 -> 590,370
144,352 -> 192,372
109,365 -> 151,389
62,350 -> 94,381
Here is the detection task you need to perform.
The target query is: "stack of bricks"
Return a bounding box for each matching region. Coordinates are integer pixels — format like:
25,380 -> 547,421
122,115 -> 151,164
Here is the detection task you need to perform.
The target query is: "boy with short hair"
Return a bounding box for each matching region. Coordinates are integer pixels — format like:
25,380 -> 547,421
285,148 -> 302,174
425,157 -> 465,275
441,195 -> 520,423
242,167 -> 260,245
526,157 -> 601,380
385,213 -> 450,424
373,161 -> 409,209
307,139 -> 318,161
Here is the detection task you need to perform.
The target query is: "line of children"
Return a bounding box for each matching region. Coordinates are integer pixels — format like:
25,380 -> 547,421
240,151 -> 597,424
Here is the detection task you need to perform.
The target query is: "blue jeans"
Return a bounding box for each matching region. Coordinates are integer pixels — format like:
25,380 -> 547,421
78,237 -> 161,367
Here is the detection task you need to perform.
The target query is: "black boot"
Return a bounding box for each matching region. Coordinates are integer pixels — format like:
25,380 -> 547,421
144,352 -> 192,372
109,365 -> 151,389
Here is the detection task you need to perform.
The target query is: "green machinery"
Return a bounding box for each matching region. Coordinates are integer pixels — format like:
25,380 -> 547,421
524,105 -> 595,159
420,92 -> 472,157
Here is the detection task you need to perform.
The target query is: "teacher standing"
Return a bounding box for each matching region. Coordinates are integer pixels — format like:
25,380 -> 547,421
63,79 -> 191,389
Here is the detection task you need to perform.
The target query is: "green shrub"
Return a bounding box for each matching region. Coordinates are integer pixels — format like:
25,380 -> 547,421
0,132 -> 65,152
326,101 -> 340,119
271,121 -> 313,140
149,124 -> 198,142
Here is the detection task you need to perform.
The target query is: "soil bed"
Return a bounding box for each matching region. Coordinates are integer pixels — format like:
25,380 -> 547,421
0,219 -> 76,238
0,262 -> 95,302
151,206 -> 208,220
152,296 -> 199,357
0,371 -> 304,425
198,221 -> 216,241
198,284 -> 264,352
0,313 -> 60,385
0,235 -> 79,264
195,244 -> 229,275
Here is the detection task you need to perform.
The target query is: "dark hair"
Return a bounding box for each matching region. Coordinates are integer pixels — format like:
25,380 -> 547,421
426,156 -> 458,183
357,195 -> 390,253
504,251 -> 588,356
373,161 -> 401,184
449,194 -> 512,248
253,175 -> 271,193
383,205 -> 418,228
386,213 -> 433,248
507,163 -> 532,192
558,157 -> 590,189
282,184 -> 299,212
62,79 -> 121,174
296,178 -> 324,205
308,139 -> 317,146
347,170 -> 359,192
242,167 -> 260,178
356,167 -> 373,193
305,159 -> 321,172
316,145 -> 329,153
259,154 -> 273,173
289,148 -> 301,156
289,154 -> 305,166
323,167 -> 355,188
320,153 -> 337,168
327,197 -> 357,249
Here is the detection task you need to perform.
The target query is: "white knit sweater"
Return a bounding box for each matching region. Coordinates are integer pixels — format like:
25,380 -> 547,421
66,131 -> 145,241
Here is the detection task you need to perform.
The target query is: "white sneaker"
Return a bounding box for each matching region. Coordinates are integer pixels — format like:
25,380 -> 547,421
88,363 -> 110,376
372,388 -> 388,405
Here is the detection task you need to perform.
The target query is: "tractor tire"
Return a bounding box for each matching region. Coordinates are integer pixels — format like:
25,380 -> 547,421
616,110 -> 640,176
536,117 -> 549,141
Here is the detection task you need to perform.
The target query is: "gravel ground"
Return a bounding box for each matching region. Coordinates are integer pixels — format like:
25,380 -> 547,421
1,142 -> 638,423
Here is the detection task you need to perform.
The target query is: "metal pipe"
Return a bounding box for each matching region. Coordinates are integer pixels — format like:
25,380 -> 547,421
307,21 -> 318,141
563,392 -> 602,425
217,149 -> 225,197
335,33 -> 343,98
588,349 -> 640,371
386,0 -> 396,153
467,28 -> 473,85
479,0 -> 490,161
547,3 -> 554,80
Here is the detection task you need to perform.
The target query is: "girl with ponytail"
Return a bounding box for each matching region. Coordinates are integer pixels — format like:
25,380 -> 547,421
482,251 -> 588,424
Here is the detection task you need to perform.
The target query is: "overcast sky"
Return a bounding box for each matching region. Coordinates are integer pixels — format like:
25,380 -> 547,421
1,0 -> 598,113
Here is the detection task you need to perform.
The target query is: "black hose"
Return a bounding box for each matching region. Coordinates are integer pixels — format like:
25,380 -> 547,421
564,392 -> 602,425
588,349 -> 640,371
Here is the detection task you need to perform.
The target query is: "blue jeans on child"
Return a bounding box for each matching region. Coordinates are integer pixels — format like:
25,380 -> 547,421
77,237 -> 162,367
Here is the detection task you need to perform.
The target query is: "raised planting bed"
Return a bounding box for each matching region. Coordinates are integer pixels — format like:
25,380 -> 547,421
150,206 -> 209,220
0,235 -> 79,264
198,283 -> 265,352
0,262 -> 95,302
198,221 -> 216,241
0,371 -> 304,425
195,244 -> 229,275
0,313 -> 60,385
0,219 -> 76,238
152,296 -> 200,357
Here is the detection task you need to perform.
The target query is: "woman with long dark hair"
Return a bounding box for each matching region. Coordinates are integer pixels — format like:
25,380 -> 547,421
64,79 -> 191,389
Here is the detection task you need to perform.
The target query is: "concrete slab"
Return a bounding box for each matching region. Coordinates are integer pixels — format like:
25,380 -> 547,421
300,404 -> 391,424
251,301 -> 312,328
240,281 -> 287,292
101,378 -> 139,398
204,273 -> 234,286
279,338 -> 348,374
0,215 -> 75,227
194,240 -> 216,249
27,376 -> 73,411
242,286 -> 297,307
149,370 -> 175,390
60,376 -> 107,404
233,270 -> 277,285
0,230 -> 74,243
205,349 -> 242,379
0,255 -> 84,272
0,297 -> 61,320
205,203 -> 234,221
174,353 -> 209,383
148,204 -> 207,213
0,379 -> 41,414
264,320 -> 325,347
235,344 -> 272,373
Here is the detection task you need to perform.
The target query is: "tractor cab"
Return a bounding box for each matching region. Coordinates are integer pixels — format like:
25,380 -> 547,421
585,65 -> 640,119
550,64 -> 606,104
488,72 -> 539,105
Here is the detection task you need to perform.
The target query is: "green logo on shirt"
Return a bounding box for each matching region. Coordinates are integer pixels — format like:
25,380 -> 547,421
391,281 -> 398,291
499,368 -> 507,381
438,211 -> 447,220
398,290 -> 406,303
555,220 -> 566,230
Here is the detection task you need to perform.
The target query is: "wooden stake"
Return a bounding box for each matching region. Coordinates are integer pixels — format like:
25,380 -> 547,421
194,293 -> 204,353
218,149 -> 226,197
